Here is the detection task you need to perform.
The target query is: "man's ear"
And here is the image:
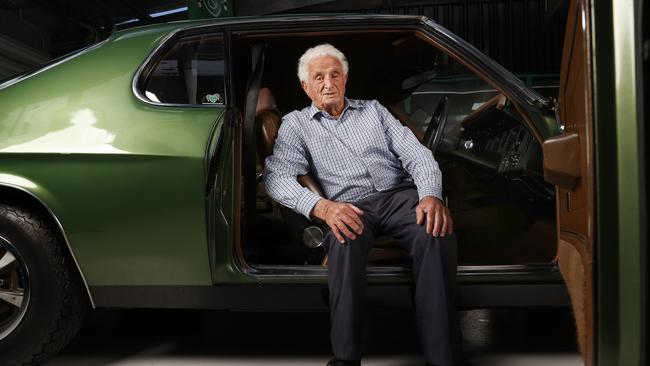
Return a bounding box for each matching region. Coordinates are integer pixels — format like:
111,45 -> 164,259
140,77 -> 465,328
301,80 -> 309,94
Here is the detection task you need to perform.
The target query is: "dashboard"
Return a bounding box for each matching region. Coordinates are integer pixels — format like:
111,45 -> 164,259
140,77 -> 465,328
442,94 -> 553,201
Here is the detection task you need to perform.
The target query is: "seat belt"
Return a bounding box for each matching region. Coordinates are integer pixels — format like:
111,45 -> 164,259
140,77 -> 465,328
242,43 -> 265,260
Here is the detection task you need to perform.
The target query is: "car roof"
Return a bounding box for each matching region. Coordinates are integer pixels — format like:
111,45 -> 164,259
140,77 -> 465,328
114,13 -> 426,37
2,13 -> 548,110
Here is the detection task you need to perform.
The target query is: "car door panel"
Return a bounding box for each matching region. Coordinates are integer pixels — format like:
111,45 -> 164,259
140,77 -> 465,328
544,0 -> 596,364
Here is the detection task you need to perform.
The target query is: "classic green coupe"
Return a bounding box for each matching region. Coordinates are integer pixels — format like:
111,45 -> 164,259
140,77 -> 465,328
0,0 -> 647,365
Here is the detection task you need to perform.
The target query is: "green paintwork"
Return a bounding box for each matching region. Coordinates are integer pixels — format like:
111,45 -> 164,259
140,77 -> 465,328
207,113 -> 244,284
612,1 -> 644,363
591,2 -> 619,365
0,15 -> 568,291
592,0 -> 646,365
592,1 -> 646,365
0,25 -> 223,286
0,10 -> 643,365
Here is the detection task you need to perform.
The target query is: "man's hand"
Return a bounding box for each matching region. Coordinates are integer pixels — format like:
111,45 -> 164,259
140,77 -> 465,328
415,196 -> 453,237
312,199 -> 364,244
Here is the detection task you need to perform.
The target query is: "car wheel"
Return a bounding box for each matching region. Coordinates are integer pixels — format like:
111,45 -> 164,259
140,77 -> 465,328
0,204 -> 86,366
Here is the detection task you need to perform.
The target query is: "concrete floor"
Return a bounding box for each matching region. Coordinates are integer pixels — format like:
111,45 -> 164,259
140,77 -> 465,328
45,308 -> 582,366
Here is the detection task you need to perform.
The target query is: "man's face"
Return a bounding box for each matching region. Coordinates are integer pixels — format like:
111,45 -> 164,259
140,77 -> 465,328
301,55 -> 348,112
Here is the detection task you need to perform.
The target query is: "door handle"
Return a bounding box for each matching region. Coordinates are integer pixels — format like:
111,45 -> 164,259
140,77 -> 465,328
542,133 -> 581,189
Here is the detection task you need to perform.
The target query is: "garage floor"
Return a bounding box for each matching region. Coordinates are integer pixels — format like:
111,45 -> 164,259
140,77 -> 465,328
45,308 -> 581,366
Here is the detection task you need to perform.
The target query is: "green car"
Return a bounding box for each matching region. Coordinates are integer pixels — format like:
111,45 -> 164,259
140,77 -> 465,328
0,1 -> 646,365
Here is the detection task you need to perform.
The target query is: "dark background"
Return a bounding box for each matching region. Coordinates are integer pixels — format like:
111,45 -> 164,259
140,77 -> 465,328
0,0 -> 568,81
2,1 -> 647,363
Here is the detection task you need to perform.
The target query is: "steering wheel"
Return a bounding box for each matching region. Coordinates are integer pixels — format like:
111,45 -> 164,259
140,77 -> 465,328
422,96 -> 449,154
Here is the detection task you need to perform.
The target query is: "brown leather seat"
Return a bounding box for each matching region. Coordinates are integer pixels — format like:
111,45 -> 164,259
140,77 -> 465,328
255,87 -> 281,161
255,89 -> 323,196
255,109 -> 281,160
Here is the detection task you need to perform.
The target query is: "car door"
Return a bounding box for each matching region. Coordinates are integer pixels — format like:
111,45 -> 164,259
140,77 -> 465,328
81,30 -> 229,287
542,0 -> 595,364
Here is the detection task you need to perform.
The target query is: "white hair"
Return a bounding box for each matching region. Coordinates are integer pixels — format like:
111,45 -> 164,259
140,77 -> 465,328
297,43 -> 349,83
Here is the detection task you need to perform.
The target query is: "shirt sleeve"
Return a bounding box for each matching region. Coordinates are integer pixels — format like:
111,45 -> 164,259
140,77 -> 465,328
374,100 -> 443,201
264,115 -> 321,218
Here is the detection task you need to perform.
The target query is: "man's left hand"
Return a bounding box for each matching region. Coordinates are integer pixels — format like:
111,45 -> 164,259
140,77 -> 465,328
415,196 -> 453,237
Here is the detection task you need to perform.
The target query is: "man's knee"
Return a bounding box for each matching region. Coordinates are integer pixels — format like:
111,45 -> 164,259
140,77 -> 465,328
410,229 -> 457,256
325,229 -> 374,257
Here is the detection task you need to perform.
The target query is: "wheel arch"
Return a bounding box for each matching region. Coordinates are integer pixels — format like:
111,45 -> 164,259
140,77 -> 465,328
0,183 -> 95,309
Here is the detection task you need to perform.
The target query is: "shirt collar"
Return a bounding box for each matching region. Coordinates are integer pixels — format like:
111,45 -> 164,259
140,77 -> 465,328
308,97 -> 362,120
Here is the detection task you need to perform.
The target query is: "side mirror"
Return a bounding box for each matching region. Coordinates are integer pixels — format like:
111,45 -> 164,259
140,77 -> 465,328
542,133 -> 581,189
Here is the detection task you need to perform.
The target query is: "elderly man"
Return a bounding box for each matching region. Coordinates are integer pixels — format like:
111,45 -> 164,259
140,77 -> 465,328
264,44 -> 462,366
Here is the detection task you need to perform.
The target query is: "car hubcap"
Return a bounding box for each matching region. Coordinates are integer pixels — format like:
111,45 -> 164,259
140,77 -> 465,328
0,236 -> 30,340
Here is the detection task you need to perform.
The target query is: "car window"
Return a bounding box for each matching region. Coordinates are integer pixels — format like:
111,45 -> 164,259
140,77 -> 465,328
399,55 -> 498,133
142,33 -> 225,106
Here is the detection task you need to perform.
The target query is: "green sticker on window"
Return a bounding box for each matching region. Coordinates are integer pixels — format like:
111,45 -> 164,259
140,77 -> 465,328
205,93 -> 222,104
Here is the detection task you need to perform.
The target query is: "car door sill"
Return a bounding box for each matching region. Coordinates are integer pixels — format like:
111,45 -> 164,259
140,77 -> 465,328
244,263 -> 561,279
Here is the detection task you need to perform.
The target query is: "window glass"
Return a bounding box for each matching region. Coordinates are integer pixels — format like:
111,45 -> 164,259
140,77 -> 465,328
143,34 -> 225,105
399,54 -> 497,133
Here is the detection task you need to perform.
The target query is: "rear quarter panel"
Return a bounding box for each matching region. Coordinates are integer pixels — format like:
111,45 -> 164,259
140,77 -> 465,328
0,26 -> 223,286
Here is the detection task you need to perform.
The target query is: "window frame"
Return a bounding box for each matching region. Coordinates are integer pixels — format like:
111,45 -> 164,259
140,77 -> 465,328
132,28 -> 228,108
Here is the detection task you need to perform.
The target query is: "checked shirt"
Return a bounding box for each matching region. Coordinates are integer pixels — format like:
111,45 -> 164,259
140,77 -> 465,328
264,98 -> 442,218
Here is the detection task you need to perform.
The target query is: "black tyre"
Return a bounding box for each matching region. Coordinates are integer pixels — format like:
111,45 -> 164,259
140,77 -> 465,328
0,204 -> 86,366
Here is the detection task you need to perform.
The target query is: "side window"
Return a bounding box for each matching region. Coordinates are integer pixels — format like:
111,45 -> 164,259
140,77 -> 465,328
142,33 -> 225,106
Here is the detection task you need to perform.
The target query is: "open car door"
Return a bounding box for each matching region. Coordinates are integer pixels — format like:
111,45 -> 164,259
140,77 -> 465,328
542,0 -> 595,364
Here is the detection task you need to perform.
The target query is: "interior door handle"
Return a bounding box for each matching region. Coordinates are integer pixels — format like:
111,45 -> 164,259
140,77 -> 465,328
542,132 -> 581,189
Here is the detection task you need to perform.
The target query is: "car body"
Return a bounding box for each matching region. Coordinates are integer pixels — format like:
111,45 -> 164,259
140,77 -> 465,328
0,0 -> 647,365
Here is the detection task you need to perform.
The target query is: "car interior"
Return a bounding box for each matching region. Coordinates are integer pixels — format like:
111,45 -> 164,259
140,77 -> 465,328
230,29 -> 557,270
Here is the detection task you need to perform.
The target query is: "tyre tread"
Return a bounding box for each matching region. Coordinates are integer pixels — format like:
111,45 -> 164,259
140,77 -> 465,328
0,204 -> 85,366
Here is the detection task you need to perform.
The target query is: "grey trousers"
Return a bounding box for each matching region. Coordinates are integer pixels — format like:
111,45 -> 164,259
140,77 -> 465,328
325,184 -> 462,366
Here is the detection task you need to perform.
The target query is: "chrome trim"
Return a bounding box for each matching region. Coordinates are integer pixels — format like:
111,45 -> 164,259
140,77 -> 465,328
0,37 -> 111,91
177,14 -> 549,109
0,183 -> 95,308
243,263 -> 560,278
553,98 -> 565,132
131,30 -> 227,109
0,235 -> 31,341
178,14 -> 424,34
131,14 -> 549,110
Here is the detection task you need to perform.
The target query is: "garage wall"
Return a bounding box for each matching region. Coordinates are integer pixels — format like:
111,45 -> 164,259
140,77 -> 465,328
273,0 -> 567,95
0,0 -> 567,83
0,9 -> 50,79
352,1 -> 568,75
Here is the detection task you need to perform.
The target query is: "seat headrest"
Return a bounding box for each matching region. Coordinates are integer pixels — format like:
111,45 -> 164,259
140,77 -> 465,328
256,87 -> 277,114
256,109 -> 281,161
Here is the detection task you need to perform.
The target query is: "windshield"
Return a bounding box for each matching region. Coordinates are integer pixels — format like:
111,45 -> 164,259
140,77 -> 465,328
395,55 -> 500,139
422,18 -> 550,108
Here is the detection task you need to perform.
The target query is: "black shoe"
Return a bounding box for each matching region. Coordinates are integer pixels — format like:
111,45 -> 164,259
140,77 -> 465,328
327,358 -> 360,366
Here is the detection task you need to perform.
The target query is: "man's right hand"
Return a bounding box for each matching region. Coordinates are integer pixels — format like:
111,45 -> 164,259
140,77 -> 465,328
312,199 -> 364,244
